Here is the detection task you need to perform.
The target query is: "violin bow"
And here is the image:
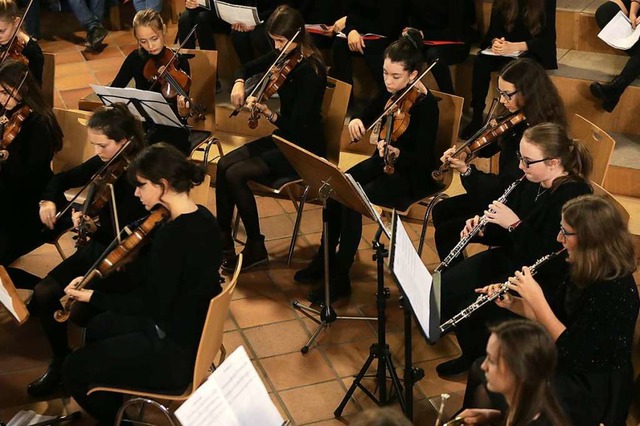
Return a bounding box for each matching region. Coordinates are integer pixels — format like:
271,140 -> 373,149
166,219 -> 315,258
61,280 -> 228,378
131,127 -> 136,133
0,0 -> 35,63
0,70 -> 28,118
229,28 -> 302,117
148,24 -> 198,92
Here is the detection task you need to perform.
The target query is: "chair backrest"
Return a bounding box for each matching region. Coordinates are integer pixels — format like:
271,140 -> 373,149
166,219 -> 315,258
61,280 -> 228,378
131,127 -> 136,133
52,108 -> 95,173
571,114 -> 615,186
182,49 -> 218,122
191,174 -> 211,207
591,181 -> 630,226
192,254 -> 242,389
430,90 -> 465,189
322,77 -> 351,166
42,53 -> 55,108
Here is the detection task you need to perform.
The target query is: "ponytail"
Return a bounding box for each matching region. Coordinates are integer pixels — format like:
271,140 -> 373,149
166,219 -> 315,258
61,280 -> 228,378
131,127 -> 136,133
384,28 -> 425,72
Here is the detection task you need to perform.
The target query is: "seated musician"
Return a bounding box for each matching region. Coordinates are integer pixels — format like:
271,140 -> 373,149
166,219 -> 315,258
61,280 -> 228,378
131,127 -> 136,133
0,59 -> 63,266
295,29 -> 441,304
0,0 -> 44,84
474,195 -> 639,425
436,123 -> 592,377
432,58 -> 567,270
111,9 -> 192,155
220,5 -> 327,271
61,143 -> 222,424
25,104 -> 148,397
230,0 -> 287,65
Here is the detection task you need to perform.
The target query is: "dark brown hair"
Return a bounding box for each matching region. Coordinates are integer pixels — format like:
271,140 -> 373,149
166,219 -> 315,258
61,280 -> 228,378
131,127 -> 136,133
0,0 -> 19,22
562,195 -> 637,287
88,103 -> 146,156
490,320 -> 570,426
495,0 -> 546,36
384,28 -> 424,73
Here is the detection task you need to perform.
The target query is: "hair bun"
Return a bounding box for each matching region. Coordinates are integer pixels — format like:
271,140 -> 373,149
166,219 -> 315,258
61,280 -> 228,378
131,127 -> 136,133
403,28 -> 423,50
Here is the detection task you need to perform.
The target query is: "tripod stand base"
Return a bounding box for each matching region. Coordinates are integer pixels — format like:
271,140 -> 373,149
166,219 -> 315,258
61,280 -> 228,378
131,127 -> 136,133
292,300 -> 376,354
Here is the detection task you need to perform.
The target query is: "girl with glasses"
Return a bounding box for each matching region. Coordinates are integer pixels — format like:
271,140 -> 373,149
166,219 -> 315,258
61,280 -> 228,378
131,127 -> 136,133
471,195 -> 638,425
433,58 -> 566,270
436,122 -> 592,378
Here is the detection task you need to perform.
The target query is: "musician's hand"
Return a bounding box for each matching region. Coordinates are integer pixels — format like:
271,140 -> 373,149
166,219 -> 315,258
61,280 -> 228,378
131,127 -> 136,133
39,201 -> 58,230
185,0 -> 198,9
476,284 -> 514,308
64,277 -> 94,303
231,81 -> 245,109
484,200 -> 519,229
231,23 -> 254,32
457,408 -> 502,425
333,16 -> 346,33
348,118 -> 366,142
491,37 -> 505,54
377,140 -> 386,157
347,30 -> 365,53
506,267 -> 545,306
71,209 -> 83,229
441,147 -> 469,174
177,95 -> 190,118
461,215 -> 483,238
252,101 -> 272,119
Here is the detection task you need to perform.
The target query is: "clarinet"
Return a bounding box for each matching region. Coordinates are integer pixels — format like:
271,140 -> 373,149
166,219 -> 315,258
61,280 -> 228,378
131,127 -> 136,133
434,176 -> 525,273
439,248 -> 566,333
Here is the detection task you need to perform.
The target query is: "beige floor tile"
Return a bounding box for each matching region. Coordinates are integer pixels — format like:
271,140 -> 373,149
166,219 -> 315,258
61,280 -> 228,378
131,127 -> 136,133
259,214 -> 296,240
222,330 -> 253,360
279,380 -> 358,424
233,270 -> 282,300
296,207 -> 323,235
300,311 -> 376,347
256,196 -> 288,218
414,358 -> 468,399
230,294 -> 297,329
243,319 -> 310,358
260,351 -> 337,391
321,339 -> 373,378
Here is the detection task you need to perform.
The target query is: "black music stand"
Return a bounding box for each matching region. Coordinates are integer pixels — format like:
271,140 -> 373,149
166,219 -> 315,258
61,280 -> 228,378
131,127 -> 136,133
272,135 -> 379,353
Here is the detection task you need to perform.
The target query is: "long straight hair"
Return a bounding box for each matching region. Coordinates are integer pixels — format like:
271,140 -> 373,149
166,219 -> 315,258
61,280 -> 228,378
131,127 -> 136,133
495,0 -> 546,36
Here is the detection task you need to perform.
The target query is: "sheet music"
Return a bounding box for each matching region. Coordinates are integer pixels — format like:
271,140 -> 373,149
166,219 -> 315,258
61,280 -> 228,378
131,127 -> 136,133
214,0 -> 260,26
196,0 -> 211,9
336,32 -> 386,40
7,410 -> 56,426
598,11 -> 640,50
479,48 -> 522,58
391,216 -> 435,340
175,346 -> 284,426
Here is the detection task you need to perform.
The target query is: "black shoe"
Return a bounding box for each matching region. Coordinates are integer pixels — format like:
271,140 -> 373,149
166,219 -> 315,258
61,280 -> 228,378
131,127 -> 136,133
307,272 -> 351,305
435,356 -> 471,378
294,253 -> 326,284
459,115 -> 484,140
222,236 -> 268,272
27,364 -> 62,397
590,80 -> 624,113
87,25 -> 108,49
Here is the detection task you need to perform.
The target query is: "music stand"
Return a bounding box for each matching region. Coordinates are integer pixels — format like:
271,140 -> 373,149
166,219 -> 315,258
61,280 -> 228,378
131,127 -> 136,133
272,135 -> 379,353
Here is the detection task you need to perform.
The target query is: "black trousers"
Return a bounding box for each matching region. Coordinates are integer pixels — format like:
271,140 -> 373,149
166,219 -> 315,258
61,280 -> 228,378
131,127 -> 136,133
0,212 -> 45,265
330,36 -> 392,95
440,247 -> 519,361
231,23 -> 272,65
470,54 -> 514,114
424,43 -> 471,95
62,312 -> 191,424
177,7 -> 230,51
215,136 -> 295,240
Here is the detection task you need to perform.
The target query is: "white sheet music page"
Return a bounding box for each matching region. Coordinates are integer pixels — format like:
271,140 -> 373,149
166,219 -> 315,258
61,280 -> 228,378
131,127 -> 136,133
391,216 -> 433,338
214,0 -> 260,26
175,346 -> 284,426
598,11 -> 640,50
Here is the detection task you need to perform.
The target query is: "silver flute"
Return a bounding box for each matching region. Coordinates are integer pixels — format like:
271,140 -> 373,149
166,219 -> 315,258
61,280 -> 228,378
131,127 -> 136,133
439,248 -> 566,333
434,176 -> 525,273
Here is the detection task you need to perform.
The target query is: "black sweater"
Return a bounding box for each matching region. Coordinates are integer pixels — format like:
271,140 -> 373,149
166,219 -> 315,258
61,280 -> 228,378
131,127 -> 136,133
355,90 -> 440,198
90,206 -> 222,361
111,47 -> 191,92
236,50 -> 327,157
343,0 -> 404,39
41,156 -> 147,246
405,0 -> 478,43
296,0 -> 352,24
0,38 -> 44,85
481,0 -> 557,69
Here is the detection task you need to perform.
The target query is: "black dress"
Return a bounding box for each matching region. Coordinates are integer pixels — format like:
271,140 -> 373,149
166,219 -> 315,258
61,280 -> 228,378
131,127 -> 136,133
111,48 -> 191,154
0,38 -> 45,85
61,205 -> 223,424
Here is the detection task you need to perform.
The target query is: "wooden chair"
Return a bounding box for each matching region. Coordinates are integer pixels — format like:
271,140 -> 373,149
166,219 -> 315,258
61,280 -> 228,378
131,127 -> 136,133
571,114 -> 615,186
591,182 -> 630,226
191,174 -> 212,207
42,53 -> 55,108
88,254 -> 242,413
232,77 -> 352,264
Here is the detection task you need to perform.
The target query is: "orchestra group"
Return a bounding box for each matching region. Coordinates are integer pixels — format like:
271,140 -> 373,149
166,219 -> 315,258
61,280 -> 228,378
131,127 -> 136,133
1,0 -> 638,425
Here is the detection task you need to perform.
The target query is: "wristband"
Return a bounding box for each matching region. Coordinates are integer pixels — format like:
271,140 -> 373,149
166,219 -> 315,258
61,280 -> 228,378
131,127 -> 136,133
234,79 -> 245,84
508,220 -> 522,233
460,167 -> 472,177
268,111 -> 277,123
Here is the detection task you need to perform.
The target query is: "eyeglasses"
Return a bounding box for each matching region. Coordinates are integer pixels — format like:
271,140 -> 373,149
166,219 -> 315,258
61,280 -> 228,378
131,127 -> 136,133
559,225 -> 577,238
516,151 -> 551,168
497,88 -> 519,101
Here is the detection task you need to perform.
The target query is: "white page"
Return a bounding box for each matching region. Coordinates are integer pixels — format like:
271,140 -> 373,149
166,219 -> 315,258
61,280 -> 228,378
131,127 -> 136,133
479,48 -> 522,58
7,410 -> 56,426
214,0 -> 260,26
175,347 -> 283,426
0,274 -> 19,321
336,32 -> 386,39
598,11 -> 640,50
391,217 -> 434,339
196,0 -> 210,9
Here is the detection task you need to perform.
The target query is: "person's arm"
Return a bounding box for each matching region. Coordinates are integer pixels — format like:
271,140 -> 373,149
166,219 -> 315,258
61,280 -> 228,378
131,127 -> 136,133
392,94 -> 439,172
111,52 -> 139,88
234,50 -> 277,81
24,39 -> 44,86
40,156 -> 103,208
1,115 -> 54,181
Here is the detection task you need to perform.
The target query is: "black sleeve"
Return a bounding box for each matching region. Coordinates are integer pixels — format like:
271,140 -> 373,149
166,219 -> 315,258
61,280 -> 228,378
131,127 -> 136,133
111,52 -> 139,88
41,156 -> 103,207
24,39 -> 44,85
1,115 -> 53,182
235,50 -> 277,81
353,91 -> 389,128
480,2 -> 502,49
394,95 -> 439,173
525,0 -> 557,66
344,0 -> 403,37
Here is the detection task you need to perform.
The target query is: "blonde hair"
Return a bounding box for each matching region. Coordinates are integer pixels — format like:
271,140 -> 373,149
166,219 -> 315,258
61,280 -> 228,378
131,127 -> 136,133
133,9 -> 165,37
562,195 -> 637,287
0,0 -> 19,23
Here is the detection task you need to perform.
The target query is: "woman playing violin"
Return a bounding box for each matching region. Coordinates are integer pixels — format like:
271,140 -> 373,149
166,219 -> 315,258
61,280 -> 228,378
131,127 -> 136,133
25,104 -> 147,398
0,0 -> 43,84
432,58 -> 566,269
296,29 -> 441,304
61,144 -> 222,424
220,5 -> 326,271
0,59 -> 62,265
111,9 -> 191,154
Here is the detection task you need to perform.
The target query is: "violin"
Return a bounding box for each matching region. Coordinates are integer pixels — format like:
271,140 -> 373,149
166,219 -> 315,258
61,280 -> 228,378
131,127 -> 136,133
431,110 -> 526,181
54,205 -> 170,322
0,104 -> 31,149
0,0 -> 34,66
143,47 -> 206,121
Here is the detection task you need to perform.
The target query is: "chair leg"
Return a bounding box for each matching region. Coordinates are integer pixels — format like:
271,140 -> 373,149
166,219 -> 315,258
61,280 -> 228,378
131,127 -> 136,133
115,398 -> 179,426
287,185 -> 309,265
231,209 -> 244,245
417,193 -> 449,256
